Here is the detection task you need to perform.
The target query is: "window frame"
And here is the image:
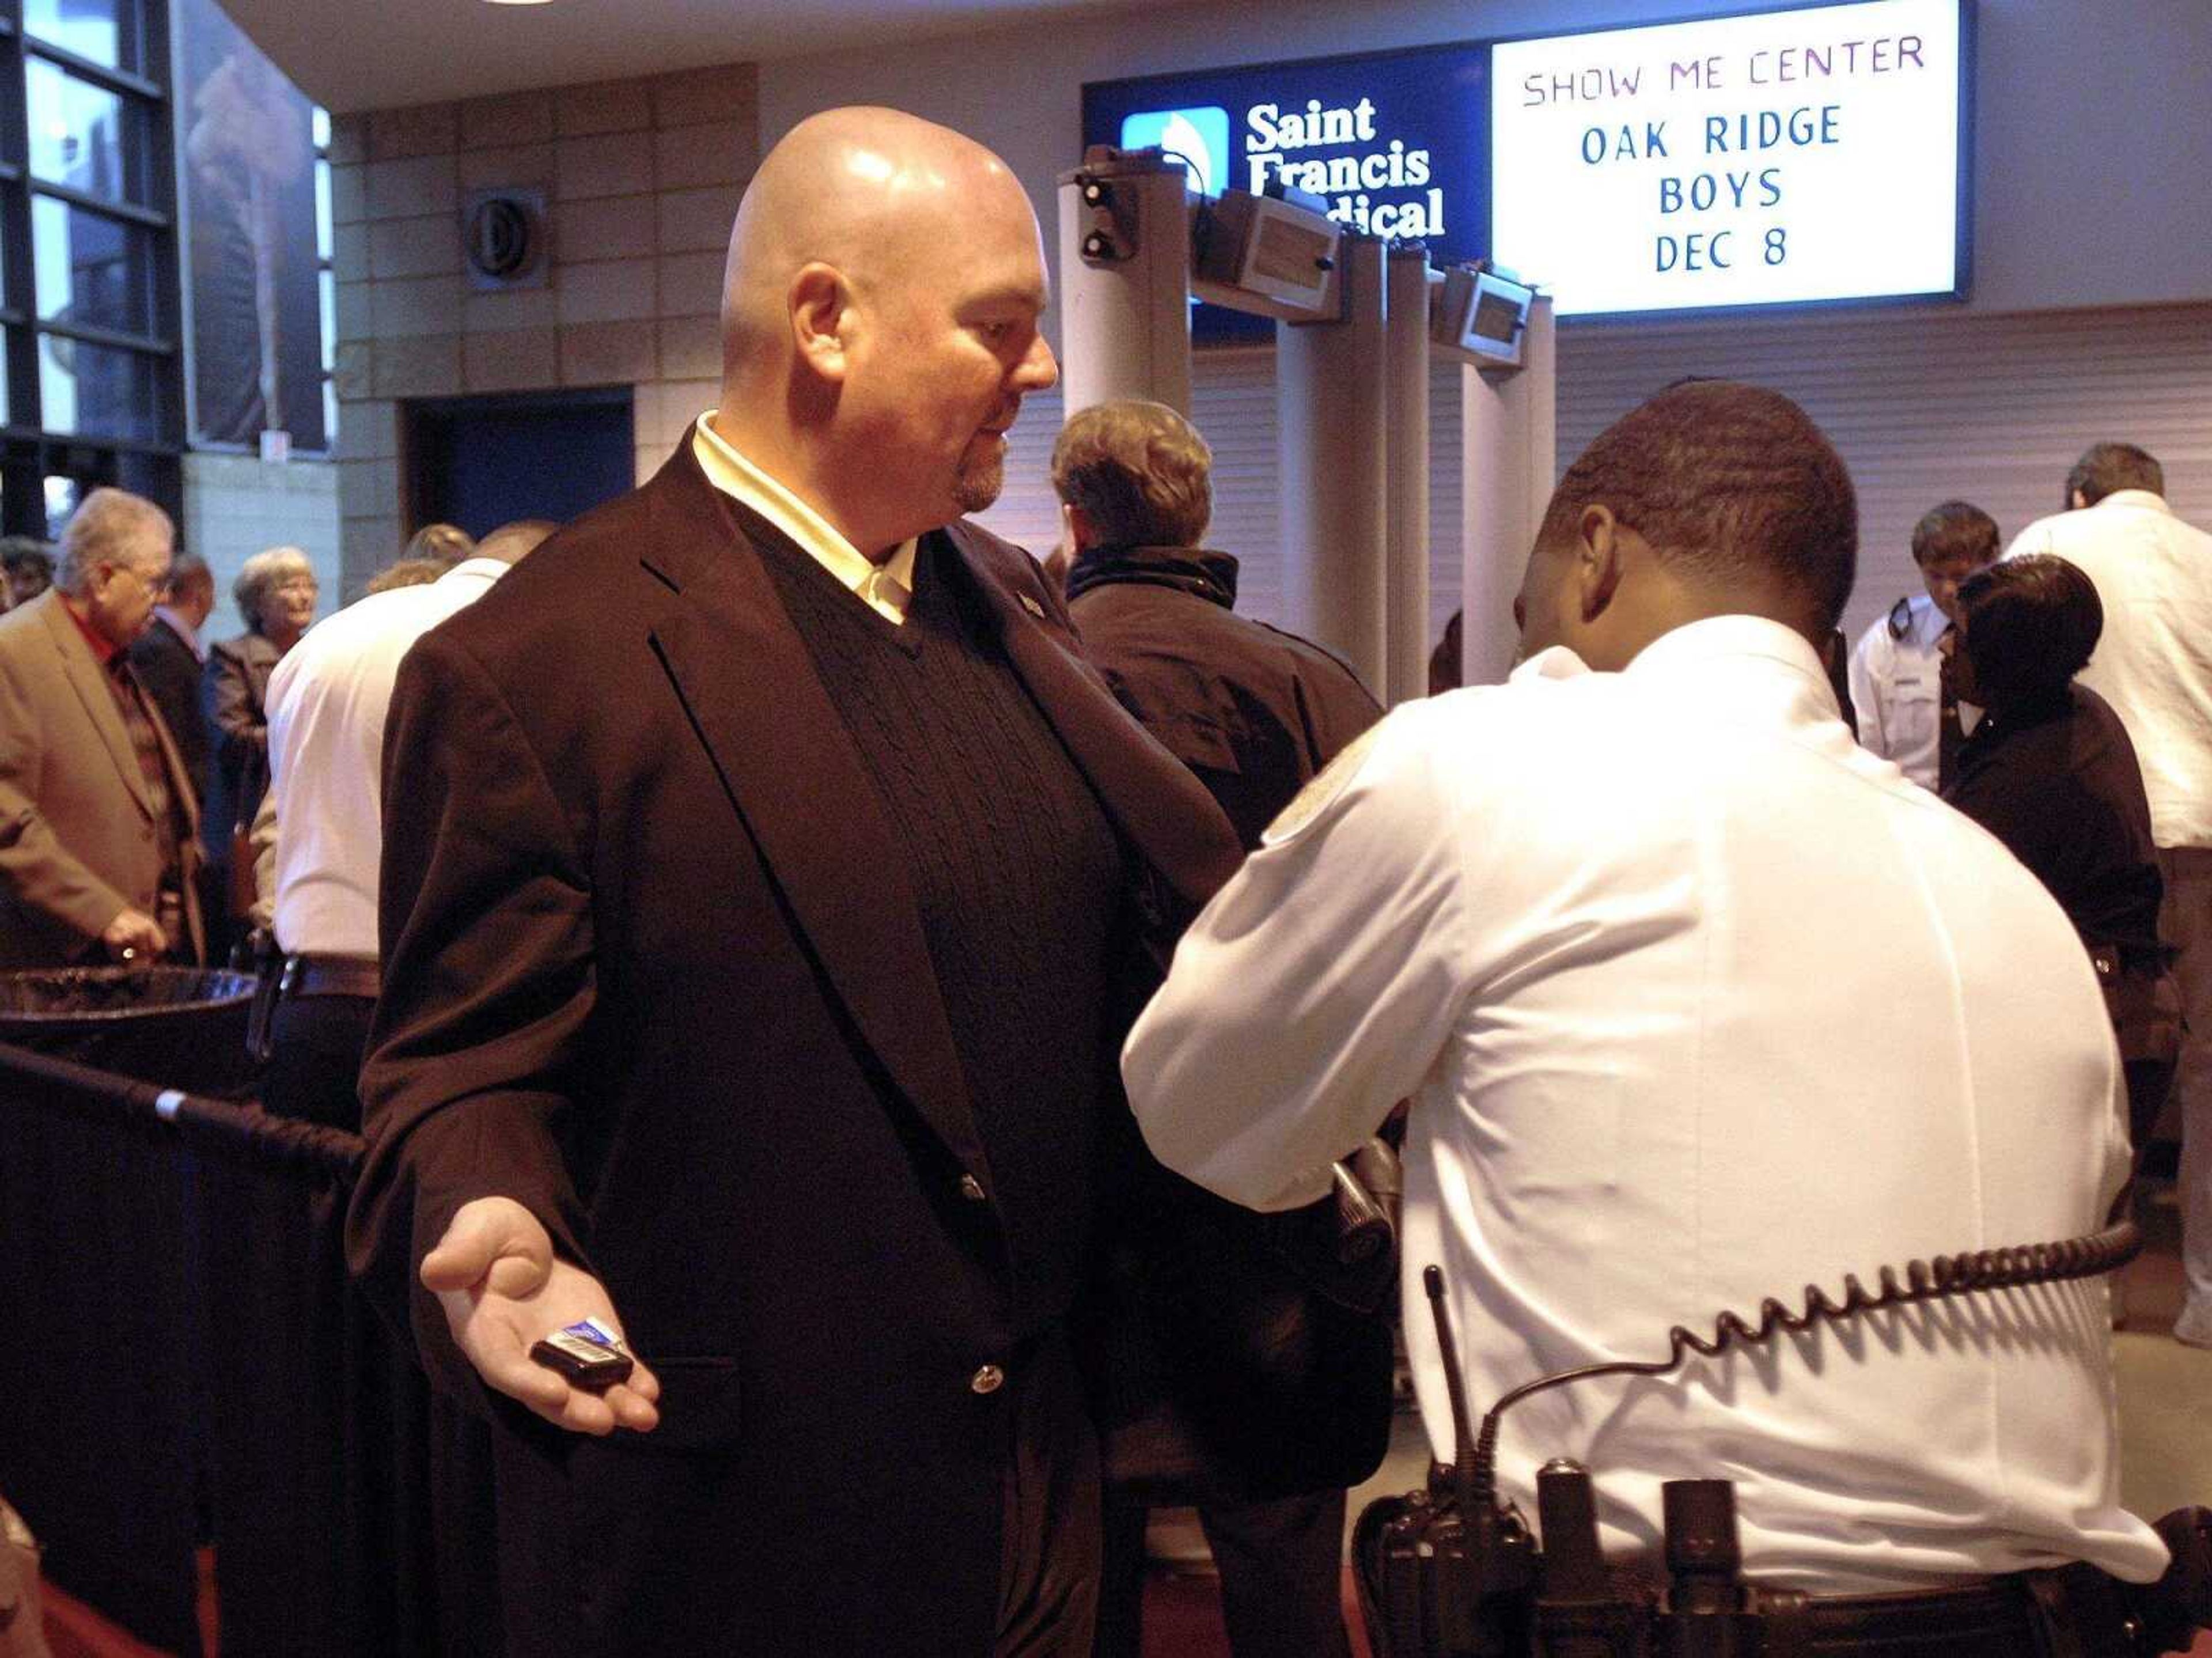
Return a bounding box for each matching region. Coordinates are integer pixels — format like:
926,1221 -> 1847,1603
0,0 -> 182,537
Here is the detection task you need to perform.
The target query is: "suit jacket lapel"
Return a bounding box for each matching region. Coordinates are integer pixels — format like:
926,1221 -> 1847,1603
639,450 -> 990,1180
938,524 -> 1243,903
37,593 -> 153,820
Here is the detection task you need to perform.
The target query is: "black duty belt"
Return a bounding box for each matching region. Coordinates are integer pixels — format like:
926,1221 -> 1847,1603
281,953 -> 381,1000
1700,1560 -> 2144,1655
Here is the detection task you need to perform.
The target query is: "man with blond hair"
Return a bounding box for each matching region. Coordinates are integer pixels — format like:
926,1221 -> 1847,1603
0,489 -> 202,966
348,109 -> 1237,1654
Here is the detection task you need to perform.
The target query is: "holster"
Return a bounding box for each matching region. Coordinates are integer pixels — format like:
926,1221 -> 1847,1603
243,929 -> 283,1064
1353,1478 -> 1536,1658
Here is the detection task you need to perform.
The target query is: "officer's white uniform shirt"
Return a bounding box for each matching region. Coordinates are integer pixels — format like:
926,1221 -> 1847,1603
266,557 -> 512,959
1124,615 -> 2166,1594
2008,490 -> 2212,850
1845,592 -> 1947,788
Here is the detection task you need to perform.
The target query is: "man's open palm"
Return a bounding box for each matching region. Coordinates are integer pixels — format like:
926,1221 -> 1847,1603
422,1196 -> 661,1436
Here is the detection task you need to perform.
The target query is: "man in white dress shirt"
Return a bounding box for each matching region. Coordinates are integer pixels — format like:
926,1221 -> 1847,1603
1846,498 -> 1997,789
256,517 -> 554,1126
2009,442 -> 2212,1349
1124,381 -> 2169,1622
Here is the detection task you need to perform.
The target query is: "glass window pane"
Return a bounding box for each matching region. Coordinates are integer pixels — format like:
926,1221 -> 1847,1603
315,160 -> 334,262
319,268 -> 335,373
44,475 -> 83,531
312,108 -> 331,151
27,59 -> 139,203
39,331 -> 163,440
24,0 -> 131,73
32,197 -> 157,337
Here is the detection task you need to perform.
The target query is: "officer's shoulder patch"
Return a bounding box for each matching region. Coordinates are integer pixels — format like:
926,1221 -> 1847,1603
1262,721 -> 1386,847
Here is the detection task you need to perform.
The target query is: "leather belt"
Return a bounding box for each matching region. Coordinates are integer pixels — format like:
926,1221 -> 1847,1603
1769,1562 -> 2134,1655
281,953 -> 381,1000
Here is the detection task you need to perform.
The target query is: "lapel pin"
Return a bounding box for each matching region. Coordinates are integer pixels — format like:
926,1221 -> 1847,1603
1018,593 -> 1045,619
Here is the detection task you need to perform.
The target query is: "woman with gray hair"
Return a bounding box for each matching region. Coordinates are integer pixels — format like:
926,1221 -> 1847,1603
202,545 -> 317,942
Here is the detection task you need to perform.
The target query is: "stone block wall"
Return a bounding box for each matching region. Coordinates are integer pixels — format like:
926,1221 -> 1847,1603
327,63 -> 759,595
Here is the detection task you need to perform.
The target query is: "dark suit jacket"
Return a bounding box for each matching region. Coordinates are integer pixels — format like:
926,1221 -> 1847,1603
1944,683 -> 2165,956
1067,544 -> 1382,850
1067,544 -> 1393,1505
0,592 -> 205,966
346,445 -> 1240,1655
203,628 -> 282,835
129,614 -> 210,801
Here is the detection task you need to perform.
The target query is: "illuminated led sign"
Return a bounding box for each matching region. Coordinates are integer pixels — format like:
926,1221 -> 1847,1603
1491,0 -> 1971,316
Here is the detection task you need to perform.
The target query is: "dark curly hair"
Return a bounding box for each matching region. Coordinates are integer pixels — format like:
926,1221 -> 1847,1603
1535,379 -> 1857,633
1955,555 -> 2103,707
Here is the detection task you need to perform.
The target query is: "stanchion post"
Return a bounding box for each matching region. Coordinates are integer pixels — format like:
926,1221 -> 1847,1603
1384,245 -> 1434,706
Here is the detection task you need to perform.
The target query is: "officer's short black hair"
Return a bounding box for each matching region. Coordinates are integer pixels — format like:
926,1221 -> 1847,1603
2065,443 -> 2162,508
1535,379 -> 1858,634
1956,554 -> 2102,707
1909,501 -> 1999,569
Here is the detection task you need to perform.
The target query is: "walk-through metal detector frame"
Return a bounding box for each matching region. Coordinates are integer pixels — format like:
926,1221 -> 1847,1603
1056,146 -> 1553,702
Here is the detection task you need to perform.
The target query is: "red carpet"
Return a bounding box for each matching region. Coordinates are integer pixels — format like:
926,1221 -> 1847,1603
33,1542 -> 2212,1656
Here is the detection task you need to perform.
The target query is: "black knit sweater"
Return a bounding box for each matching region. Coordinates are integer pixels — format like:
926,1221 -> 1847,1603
758,530 -> 1124,1334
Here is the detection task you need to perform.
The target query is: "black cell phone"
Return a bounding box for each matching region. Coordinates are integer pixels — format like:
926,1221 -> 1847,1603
529,1319 -> 635,1392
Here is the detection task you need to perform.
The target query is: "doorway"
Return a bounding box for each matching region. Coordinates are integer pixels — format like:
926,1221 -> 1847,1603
404,386 -> 635,539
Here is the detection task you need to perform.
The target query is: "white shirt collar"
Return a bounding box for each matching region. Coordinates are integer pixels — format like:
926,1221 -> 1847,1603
2087,489 -> 2172,518
692,412 -> 918,624
1627,614 -> 1828,681
436,556 -> 513,588
154,605 -> 206,661
1510,616 -> 1828,689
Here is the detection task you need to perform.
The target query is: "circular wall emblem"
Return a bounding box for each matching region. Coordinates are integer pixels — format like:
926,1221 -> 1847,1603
467,198 -> 536,279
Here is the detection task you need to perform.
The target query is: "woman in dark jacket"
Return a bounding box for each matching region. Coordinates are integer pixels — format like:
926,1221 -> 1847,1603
203,545 -> 317,946
1941,554 -> 2179,1153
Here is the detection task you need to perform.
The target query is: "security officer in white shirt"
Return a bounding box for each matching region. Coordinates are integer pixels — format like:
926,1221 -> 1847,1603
256,518 -> 554,1126
2009,442 -> 2212,1351
1845,499 -> 1998,789
1124,382 -> 2174,1645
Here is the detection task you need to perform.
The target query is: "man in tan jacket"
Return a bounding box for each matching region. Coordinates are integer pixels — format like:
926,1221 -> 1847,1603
0,488 -> 203,968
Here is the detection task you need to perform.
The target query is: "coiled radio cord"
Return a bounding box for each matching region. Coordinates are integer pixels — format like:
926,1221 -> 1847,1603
1458,1221 -> 2144,1515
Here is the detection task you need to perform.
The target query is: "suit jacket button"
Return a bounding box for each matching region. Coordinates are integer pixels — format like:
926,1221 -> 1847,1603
970,1364 -> 1005,1396
959,1174 -> 987,1202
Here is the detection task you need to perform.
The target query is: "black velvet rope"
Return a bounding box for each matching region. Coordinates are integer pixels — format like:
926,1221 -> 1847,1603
0,1040 -> 363,1182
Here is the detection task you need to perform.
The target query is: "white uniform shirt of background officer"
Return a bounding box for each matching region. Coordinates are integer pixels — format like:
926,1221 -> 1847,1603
715,107 -> 1058,561
1846,499 -> 1999,786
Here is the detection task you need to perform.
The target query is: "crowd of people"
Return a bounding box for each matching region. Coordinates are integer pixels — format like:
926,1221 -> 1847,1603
0,102 -> 2208,1657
